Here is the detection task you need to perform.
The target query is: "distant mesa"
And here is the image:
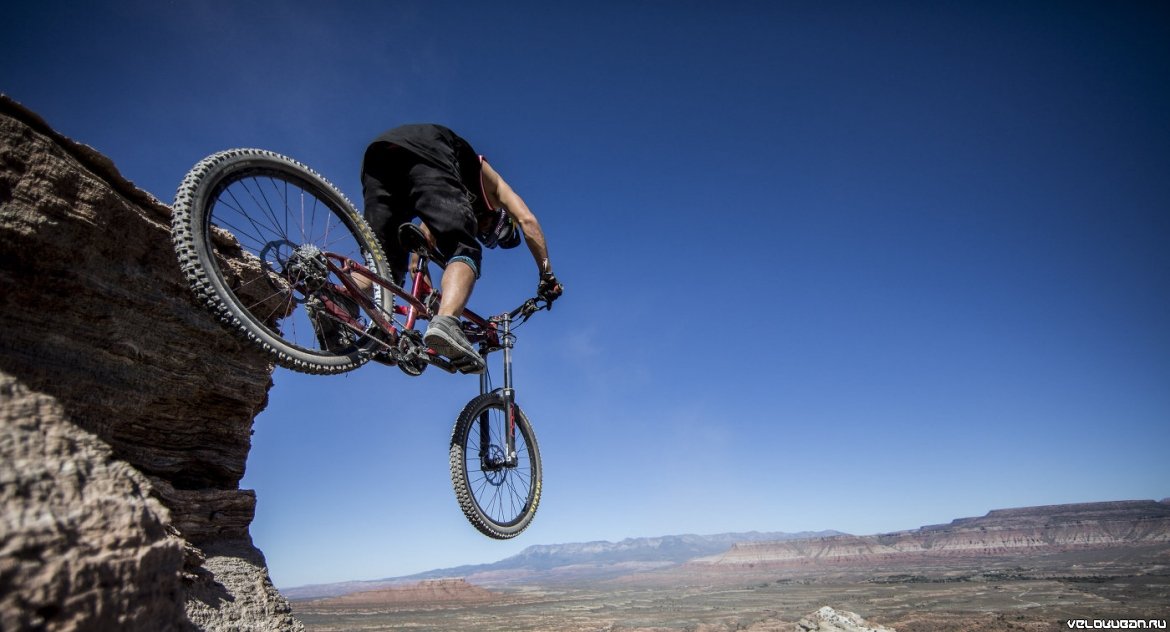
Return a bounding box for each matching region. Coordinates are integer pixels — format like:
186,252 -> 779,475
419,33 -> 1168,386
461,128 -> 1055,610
693,499 -> 1170,569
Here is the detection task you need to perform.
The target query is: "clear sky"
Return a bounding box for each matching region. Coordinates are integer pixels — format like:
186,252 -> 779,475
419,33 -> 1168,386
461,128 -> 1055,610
3,1 -> 1168,589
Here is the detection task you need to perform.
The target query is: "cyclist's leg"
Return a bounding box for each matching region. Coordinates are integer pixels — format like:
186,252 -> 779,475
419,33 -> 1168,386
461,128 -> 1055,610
403,162 -> 485,372
437,260 -> 475,317
361,142 -> 413,286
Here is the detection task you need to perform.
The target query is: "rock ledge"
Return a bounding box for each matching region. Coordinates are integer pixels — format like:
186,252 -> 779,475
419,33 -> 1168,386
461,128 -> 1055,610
0,94 -> 302,631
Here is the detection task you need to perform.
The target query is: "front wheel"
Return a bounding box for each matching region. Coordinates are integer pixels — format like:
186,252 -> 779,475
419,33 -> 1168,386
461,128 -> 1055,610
449,391 -> 542,539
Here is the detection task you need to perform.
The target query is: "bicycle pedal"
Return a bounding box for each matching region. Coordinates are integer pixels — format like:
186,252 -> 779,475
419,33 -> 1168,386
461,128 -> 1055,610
369,350 -> 397,367
449,354 -> 485,374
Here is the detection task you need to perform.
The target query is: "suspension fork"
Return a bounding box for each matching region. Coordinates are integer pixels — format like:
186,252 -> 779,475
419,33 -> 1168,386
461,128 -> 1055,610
479,312 -> 518,466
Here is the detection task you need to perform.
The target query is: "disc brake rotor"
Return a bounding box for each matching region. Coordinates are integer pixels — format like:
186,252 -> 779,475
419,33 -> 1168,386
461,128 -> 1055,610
259,240 -> 331,304
482,445 -> 508,486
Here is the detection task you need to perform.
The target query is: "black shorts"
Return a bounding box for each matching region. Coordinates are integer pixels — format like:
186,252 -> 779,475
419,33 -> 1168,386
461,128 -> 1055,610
361,142 -> 482,282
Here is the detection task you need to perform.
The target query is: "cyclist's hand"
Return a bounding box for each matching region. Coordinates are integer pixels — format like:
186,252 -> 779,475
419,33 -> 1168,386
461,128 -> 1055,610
537,272 -> 563,308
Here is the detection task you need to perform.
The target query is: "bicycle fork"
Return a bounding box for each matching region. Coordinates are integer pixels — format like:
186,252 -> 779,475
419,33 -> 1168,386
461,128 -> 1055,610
479,312 -> 519,468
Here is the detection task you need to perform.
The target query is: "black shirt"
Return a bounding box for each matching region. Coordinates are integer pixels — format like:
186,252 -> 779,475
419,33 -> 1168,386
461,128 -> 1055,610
371,124 -> 492,215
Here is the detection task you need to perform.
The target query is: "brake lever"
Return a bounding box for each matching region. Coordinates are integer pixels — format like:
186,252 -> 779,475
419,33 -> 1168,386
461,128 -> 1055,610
521,298 -> 540,320
505,297 -> 548,325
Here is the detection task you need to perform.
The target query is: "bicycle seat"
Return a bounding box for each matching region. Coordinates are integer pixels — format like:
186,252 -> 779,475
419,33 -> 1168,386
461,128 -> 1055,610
397,223 -> 429,252
395,222 -> 444,269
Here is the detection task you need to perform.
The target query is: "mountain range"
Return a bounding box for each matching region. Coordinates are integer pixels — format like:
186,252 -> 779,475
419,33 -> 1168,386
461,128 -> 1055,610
282,530 -> 840,599
285,499 -> 1170,601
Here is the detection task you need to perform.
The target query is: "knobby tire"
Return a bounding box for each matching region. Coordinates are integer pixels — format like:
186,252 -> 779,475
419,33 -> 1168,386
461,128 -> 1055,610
171,148 -> 390,374
450,391 -> 542,539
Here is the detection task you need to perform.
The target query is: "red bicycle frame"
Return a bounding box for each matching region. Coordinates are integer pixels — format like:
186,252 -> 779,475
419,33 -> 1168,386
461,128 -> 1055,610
323,252 -> 500,353
317,241 -> 547,463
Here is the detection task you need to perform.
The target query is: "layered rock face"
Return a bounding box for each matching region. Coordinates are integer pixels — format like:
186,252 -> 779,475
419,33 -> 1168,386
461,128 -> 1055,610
0,95 -> 302,630
695,500 -> 1170,568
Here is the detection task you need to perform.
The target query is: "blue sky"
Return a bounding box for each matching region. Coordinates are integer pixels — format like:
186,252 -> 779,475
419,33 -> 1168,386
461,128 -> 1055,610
3,1 -> 1168,588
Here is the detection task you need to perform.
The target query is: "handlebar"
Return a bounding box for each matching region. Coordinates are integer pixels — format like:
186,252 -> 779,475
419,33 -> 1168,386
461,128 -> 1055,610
462,296 -> 553,355
510,296 -> 553,321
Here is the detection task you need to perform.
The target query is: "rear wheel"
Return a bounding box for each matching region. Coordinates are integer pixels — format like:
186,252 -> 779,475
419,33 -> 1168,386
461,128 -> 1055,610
450,391 -> 542,539
171,149 -> 391,374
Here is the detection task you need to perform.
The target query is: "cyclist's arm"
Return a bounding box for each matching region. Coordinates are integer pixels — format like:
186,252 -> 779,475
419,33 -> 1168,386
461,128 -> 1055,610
481,160 -> 553,276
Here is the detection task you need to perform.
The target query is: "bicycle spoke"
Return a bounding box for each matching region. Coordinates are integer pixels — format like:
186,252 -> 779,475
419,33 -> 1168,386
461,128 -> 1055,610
217,190 -> 276,249
313,193 -> 325,245
236,177 -> 287,245
260,173 -> 293,244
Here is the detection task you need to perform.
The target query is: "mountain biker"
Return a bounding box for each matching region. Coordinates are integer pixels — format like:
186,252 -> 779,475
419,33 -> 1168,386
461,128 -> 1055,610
360,124 -> 562,373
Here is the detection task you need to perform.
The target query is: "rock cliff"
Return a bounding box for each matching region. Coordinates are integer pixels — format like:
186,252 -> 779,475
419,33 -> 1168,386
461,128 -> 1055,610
0,95 -> 303,631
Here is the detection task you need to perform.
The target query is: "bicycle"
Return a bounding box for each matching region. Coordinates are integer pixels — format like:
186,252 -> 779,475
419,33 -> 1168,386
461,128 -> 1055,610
170,148 -> 552,539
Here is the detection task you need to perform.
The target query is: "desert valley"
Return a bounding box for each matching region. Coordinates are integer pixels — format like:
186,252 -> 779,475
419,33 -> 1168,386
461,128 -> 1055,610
289,499 -> 1170,631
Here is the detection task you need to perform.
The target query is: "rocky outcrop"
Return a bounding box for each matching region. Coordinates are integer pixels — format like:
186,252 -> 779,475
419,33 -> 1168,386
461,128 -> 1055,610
0,94 -> 302,630
1,376 -> 186,631
693,500 -> 1170,569
796,607 -> 895,632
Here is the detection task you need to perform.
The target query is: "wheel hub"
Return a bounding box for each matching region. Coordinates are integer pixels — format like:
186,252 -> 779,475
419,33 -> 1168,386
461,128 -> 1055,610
481,445 -> 508,486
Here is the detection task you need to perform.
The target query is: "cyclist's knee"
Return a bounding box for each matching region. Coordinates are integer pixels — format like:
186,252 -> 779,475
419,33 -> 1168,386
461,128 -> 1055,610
447,255 -> 480,279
